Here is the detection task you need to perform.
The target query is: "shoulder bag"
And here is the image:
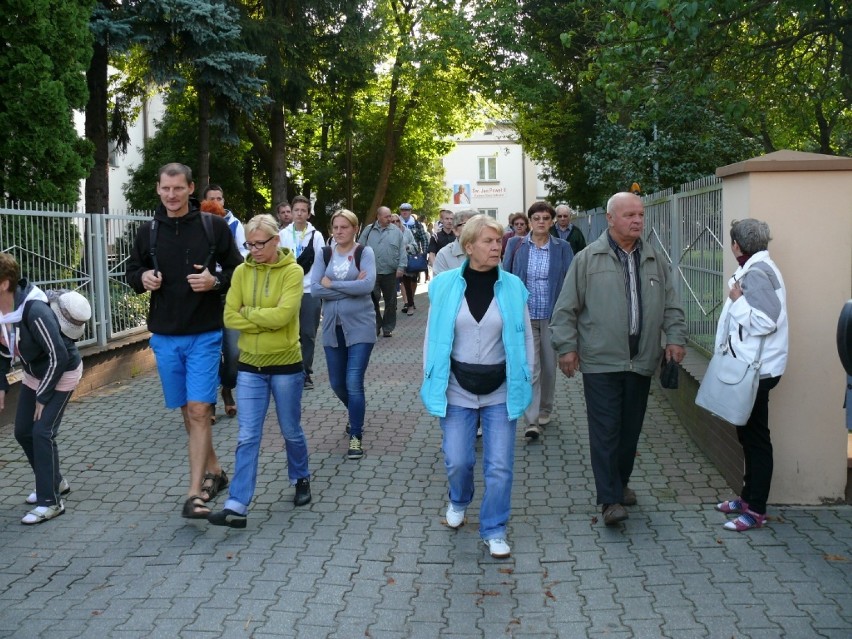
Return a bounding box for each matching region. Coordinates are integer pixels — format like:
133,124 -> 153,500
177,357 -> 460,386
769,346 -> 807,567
695,312 -> 767,426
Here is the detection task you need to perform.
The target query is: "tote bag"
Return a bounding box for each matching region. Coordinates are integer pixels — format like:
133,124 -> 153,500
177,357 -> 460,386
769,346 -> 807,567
695,313 -> 766,426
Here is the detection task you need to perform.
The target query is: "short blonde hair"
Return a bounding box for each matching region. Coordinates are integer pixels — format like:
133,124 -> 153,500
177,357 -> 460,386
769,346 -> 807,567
245,213 -> 279,238
330,208 -> 360,232
459,214 -> 505,252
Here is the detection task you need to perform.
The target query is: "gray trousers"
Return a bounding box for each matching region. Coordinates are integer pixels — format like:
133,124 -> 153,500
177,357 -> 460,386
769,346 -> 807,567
524,319 -> 556,426
299,292 -> 321,376
373,272 -> 398,333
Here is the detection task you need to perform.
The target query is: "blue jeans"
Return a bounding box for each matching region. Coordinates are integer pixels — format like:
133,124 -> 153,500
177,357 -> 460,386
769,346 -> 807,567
223,370 -> 311,515
324,325 -> 374,437
441,403 -> 516,540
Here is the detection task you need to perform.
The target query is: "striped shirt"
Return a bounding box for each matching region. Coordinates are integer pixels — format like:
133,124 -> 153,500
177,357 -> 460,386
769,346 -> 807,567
524,237 -> 550,320
607,233 -> 643,337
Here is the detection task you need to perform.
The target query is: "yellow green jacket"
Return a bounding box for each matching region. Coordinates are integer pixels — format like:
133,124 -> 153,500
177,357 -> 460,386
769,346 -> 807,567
224,248 -> 303,368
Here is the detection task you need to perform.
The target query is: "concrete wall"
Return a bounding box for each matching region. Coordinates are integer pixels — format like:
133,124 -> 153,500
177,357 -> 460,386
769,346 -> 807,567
715,150 -> 852,504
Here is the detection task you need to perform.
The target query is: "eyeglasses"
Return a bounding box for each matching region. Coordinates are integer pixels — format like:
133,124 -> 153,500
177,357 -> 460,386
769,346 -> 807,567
513,221 -> 527,228
455,222 -> 466,228
556,215 -> 569,219
243,238 -> 275,250
530,217 -> 551,223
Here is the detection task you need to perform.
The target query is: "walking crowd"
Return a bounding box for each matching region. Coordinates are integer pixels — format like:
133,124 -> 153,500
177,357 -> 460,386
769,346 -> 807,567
0,162 -> 787,561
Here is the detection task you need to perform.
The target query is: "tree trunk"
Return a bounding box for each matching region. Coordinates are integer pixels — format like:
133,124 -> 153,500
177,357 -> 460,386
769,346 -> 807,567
270,104 -> 288,207
85,37 -> 109,214
197,83 -> 211,190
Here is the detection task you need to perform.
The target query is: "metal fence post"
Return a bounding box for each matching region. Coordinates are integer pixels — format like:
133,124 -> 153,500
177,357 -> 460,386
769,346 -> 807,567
670,192 -> 683,301
89,213 -> 110,346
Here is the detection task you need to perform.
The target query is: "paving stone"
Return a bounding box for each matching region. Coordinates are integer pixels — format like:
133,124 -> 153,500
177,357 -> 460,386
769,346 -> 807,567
1,282 -> 851,638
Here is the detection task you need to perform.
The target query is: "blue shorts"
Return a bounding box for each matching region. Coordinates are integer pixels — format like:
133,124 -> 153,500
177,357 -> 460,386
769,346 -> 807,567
150,331 -> 222,409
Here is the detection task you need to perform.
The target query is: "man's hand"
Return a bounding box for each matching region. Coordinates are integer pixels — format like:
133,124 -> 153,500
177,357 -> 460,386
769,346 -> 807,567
188,266 -> 216,292
396,268 -> 404,277
729,280 -> 743,301
141,269 -> 163,292
665,344 -> 686,364
558,351 -> 579,378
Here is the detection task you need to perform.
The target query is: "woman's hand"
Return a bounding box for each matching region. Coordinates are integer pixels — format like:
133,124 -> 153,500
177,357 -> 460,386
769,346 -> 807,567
729,280 -> 743,301
357,270 -> 367,280
0,389 -> 5,412
321,276 -> 333,288
34,402 -> 44,421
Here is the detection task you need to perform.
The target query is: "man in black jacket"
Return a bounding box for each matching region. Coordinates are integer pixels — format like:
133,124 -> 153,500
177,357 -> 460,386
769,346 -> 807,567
127,163 -> 243,519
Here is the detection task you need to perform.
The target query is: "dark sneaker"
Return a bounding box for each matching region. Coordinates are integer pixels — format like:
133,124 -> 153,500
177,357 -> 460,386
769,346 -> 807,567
294,478 -> 311,507
347,436 -> 364,460
207,508 -> 247,529
304,375 -> 314,390
622,486 -> 637,506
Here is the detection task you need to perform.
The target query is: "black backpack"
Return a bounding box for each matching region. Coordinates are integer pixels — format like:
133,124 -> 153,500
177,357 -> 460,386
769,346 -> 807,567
149,212 -> 216,274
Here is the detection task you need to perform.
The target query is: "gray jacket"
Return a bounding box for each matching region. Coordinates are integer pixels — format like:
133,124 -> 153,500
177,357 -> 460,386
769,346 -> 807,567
358,222 -> 406,274
550,230 -> 687,376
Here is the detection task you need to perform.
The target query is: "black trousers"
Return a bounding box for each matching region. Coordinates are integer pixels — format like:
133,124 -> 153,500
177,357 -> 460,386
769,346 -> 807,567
737,376 -> 781,515
14,384 -> 74,507
582,372 -> 652,506
373,272 -> 398,333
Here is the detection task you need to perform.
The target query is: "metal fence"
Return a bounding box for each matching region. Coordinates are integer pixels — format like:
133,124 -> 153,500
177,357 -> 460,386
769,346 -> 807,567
575,177 -> 724,354
0,203 -> 152,348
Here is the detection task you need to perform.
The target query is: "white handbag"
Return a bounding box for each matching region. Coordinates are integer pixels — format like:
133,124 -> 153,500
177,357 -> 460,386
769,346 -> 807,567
695,313 -> 767,426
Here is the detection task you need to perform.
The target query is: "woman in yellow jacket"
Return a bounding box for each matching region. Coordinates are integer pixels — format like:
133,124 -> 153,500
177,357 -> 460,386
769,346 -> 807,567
208,214 -> 311,528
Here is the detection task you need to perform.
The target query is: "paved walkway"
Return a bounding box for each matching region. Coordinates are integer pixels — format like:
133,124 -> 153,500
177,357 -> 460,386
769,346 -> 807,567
1,284 -> 851,638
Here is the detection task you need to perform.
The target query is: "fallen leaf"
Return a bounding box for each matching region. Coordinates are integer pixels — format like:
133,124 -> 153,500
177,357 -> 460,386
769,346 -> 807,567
824,554 -> 848,562
544,590 -> 556,601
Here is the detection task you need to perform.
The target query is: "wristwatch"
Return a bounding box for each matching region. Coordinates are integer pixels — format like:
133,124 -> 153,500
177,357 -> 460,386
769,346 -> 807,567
212,277 -> 221,291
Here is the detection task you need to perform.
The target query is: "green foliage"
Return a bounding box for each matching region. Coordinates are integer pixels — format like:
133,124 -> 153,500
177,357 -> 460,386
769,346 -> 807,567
123,91 -> 264,217
0,0 -> 95,205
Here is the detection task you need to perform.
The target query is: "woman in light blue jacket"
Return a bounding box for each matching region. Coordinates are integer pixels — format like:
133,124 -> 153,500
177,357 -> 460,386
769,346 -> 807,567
421,215 -> 533,560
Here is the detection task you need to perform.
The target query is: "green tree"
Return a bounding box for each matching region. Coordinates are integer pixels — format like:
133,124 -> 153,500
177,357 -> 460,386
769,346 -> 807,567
0,0 -> 95,205
587,0 -> 851,156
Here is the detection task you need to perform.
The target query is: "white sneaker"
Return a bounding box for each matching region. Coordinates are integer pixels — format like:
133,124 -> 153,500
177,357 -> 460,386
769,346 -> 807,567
26,478 -> 70,505
445,504 -> 466,529
484,538 -> 511,558
538,414 -> 551,426
476,425 -> 483,438
22,501 -> 65,525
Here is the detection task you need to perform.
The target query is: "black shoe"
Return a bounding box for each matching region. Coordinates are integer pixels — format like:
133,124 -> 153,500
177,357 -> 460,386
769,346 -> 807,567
293,478 -> 311,507
347,436 -> 364,460
207,508 -> 247,528
304,375 -> 314,390
401,305 -> 409,314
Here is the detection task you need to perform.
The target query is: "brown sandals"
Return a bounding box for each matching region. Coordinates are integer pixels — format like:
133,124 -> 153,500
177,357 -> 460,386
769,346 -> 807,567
182,495 -> 210,519
200,470 -> 229,502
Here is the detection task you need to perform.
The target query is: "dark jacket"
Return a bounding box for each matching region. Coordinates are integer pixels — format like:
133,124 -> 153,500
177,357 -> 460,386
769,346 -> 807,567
427,228 -> 454,255
550,224 -> 586,255
0,280 -> 81,405
126,202 -> 243,335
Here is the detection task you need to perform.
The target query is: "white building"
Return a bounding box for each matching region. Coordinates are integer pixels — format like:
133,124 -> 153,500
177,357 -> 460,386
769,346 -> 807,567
76,93 -> 165,212
441,122 -> 549,226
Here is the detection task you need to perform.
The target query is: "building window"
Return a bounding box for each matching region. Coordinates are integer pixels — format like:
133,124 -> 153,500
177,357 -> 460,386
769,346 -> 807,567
482,208 -> 497,219
478,156 -> 497,181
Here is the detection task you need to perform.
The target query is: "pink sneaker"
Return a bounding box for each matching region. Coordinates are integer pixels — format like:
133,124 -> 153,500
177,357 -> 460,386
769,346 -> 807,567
715,498 -> 747,514
723,510 -> 766,532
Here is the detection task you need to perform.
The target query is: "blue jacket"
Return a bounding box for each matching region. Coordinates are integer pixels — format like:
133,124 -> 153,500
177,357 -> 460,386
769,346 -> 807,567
503,235 -> 573,319
420,263 -> 532,419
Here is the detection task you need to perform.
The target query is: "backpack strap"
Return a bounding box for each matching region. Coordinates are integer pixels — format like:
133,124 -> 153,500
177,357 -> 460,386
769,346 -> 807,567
149,219 -> 160,274
199,212 -> 217,270
322,244 -> 364,270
